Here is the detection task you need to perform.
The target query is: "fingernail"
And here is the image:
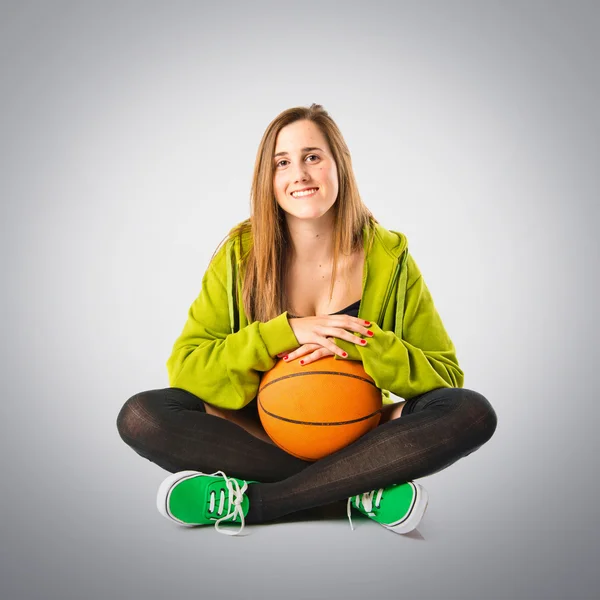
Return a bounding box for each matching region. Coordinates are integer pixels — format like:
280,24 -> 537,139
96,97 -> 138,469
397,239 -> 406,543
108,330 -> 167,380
364,321 -> 371,326
360,339 -> 367,345
300,360 -> 305,365
367,331 -> 374,337
283,355 -> 288,360
342,352 -> 348,357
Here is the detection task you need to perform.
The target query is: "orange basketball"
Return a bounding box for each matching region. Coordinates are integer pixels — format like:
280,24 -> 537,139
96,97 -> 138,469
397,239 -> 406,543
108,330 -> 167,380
257,356 -> 382,461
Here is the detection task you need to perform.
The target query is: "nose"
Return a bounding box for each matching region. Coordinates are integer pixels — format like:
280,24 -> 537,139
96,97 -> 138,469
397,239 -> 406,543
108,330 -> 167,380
291,161 -> 310,183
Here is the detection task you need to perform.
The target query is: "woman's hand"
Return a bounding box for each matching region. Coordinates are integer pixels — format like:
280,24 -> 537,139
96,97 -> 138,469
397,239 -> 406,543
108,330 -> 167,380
276,342 -> 335,365
276,315 -> 373,365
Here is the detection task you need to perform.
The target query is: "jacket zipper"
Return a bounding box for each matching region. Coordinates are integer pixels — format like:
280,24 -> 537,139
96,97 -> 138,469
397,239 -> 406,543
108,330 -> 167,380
377,256 -> 401,325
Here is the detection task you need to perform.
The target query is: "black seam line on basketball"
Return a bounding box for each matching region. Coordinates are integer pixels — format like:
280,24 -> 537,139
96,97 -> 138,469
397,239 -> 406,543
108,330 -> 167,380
257,400 -> 383,426
260,371 -> 379,391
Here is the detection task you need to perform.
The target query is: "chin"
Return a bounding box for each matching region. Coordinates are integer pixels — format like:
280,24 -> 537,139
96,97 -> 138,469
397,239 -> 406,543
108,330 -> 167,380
290,209 -> 334,221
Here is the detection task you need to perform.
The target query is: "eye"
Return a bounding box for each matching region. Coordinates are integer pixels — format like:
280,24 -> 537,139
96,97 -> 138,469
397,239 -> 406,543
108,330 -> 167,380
275,154 -> 320,168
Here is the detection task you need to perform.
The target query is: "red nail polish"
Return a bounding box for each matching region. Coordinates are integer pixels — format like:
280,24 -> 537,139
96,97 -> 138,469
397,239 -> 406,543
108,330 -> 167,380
364,321 -> 371,326
300,360 -> 305,365
367,331 -> 374,337
342,352 -> 348,358
360,339 -> 367,345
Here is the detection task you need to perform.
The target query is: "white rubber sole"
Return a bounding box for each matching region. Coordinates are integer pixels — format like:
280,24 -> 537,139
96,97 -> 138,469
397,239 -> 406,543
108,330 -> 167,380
156,470 -> 205,526
382,482 -> 429,534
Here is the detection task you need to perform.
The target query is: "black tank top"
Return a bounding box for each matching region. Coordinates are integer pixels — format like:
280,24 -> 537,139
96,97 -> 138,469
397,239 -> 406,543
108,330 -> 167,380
288,298 -> 361,319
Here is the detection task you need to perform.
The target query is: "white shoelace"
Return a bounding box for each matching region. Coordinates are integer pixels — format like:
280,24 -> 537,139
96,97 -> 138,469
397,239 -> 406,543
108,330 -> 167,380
347,488 -> 384,531
206,470 -> 249,536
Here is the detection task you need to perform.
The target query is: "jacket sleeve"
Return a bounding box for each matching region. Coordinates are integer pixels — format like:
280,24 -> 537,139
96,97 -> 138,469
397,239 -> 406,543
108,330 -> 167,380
165,250 -> 300,410
334,253 -> 464,400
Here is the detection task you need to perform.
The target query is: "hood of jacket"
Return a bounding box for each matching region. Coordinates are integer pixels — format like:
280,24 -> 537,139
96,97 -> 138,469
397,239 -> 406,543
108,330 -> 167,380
223,220 -> 411,337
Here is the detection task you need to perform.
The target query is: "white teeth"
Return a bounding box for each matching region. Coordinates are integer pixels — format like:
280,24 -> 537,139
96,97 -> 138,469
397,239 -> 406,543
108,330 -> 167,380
291,188 -> 318,198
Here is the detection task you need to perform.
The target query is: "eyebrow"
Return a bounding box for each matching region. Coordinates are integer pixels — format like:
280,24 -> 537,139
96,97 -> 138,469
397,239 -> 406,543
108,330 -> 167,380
273,146 -> 323,159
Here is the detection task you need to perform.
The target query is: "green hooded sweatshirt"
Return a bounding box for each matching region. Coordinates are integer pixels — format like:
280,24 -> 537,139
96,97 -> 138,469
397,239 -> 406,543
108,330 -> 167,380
166,220 -> 464,410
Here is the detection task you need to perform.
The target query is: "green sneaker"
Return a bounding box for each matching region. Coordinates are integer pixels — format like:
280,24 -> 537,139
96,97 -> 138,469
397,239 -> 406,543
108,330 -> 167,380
156,470 -> 258,536
347,481 -> 429,534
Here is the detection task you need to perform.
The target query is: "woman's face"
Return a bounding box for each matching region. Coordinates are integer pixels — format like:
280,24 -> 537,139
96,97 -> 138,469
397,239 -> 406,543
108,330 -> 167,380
273,119 -> 339,221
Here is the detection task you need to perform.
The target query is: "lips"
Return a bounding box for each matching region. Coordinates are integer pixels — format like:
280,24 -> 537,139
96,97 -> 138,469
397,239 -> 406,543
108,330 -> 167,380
291,187 -> 319,197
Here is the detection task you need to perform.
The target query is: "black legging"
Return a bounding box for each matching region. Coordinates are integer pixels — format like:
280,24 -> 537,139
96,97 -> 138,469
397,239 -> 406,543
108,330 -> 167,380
116,386 -> 497,524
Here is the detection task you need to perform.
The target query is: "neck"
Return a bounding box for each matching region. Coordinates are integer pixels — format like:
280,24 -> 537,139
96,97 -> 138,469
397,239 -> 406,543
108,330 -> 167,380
285,216 -> 335,265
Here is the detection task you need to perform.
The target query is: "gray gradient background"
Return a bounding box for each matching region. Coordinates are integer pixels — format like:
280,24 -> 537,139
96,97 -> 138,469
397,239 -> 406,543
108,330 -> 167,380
1,1 -> 598,599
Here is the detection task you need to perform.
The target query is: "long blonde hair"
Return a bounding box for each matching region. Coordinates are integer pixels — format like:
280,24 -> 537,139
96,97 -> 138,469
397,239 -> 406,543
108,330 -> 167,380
213,103 -> 377,323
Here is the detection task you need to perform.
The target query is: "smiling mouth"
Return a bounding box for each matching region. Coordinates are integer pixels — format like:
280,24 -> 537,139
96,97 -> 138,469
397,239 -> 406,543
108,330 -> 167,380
291,188 -> 319,198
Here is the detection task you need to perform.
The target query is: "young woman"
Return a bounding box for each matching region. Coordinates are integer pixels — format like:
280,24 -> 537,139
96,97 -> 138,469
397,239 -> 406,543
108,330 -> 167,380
116,104 -> 498,537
